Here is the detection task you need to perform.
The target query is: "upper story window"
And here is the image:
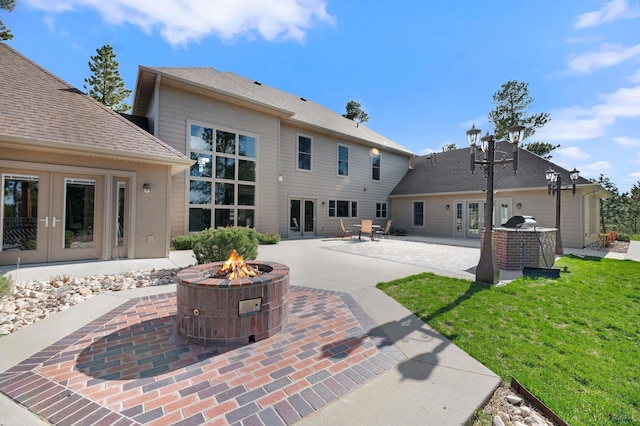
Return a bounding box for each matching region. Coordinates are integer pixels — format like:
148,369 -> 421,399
297,135 -> 312,171
338,145 -> 349,176
371,152 -> 381,181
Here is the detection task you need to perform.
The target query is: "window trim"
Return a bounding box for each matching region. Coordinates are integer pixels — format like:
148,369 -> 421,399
337,144 -> 349,177
187,120 -> 258,231
412,201 -> 425,227
375,202 -> 387,219
371,152 -> 381,182
296,133 -> 313,172
328,199 -> 358,218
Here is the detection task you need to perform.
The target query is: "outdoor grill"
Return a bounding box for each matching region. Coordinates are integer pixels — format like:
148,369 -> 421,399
501,215 -> 537,229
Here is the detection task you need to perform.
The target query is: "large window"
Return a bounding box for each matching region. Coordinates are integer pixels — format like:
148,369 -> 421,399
371,153 -> 381,181
413,201 -> 424,227
376,202 -> 387,218
189,123 -> 256,231
337,145 -> 349,176
328,199 -> 358,218
297,135 -> 312,171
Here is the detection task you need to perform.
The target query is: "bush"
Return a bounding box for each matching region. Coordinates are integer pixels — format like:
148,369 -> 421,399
0,274 -> 12,296
390,225 -> 408,236
171,235 -> 193,250
191,227 -> 259,264
616,233 -> 631,242
257,232 -> 280,245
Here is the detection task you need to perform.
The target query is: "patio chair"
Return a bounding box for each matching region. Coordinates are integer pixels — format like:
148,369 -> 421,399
376,220 -> 392,239
339,219 -> 353,239
359,219 -> 374,241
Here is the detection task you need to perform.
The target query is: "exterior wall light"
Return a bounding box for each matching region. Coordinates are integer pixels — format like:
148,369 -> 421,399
143,183 -> 151,195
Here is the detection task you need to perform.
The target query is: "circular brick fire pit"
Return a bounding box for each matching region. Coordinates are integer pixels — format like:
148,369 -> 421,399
176,261 -> 289,346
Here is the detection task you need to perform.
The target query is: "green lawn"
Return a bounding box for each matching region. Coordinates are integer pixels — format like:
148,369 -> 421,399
377,255 -> 640,425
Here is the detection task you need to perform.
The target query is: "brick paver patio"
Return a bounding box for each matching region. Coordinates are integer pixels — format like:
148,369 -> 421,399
0,286 -> 404,425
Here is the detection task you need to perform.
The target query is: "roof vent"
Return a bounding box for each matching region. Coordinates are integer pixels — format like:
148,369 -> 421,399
253,81 -> 262,85
300,97 -> 307,101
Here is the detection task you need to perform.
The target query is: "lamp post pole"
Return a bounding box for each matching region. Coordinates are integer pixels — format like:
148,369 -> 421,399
546,167 -> 580,256
479,136 -> 498,284
466,123 -> 524,284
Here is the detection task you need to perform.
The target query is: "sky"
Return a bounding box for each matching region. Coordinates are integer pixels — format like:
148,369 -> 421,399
3,0 -> 640,193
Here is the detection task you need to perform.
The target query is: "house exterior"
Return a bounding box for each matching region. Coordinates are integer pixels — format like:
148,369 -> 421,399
1,44 -> 606,268
0,43 -> 193,266
131,67 -> 415,239
389,144 -> 608,248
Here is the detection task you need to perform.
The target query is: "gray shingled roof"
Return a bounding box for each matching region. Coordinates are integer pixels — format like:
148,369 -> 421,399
0,43 -> 190,167
390,142 -> 596,196
135,66 -> 413,156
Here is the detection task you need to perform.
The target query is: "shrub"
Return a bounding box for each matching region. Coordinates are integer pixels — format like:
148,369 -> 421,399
171,235 -> 193,250
191,227 -> 259,264
0,274 -> 12,296
257,232 -> 280,245
616,233 -> 631,242
390,225 -> 408,236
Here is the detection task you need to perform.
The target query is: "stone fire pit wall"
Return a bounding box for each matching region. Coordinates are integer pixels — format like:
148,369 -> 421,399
176,261 -> 289,346
483,227 -> 556,271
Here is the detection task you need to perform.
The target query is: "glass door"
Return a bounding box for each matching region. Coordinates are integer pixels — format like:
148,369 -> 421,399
50,174 -> 103,262
466,201 -> 481,238
1,174 -> 50,264
289,198 -> 315,237
303,199 -> 315,236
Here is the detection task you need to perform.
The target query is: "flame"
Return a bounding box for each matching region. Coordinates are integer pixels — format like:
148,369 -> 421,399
217,249 -> 259,279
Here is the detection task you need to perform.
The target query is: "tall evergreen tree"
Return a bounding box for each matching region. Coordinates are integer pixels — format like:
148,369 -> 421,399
0,0 -> 15,41
342,100 -> 369,124
487,80 -> 556,158
84,44 -> 132,112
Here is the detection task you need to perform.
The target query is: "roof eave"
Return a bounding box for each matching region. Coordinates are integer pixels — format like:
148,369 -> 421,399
0,137 -> 193,175
134,66 -> 296,119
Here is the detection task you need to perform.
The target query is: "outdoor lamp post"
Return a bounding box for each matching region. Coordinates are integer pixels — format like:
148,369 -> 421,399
466,123 -> 525,284
545,167 -> 580,255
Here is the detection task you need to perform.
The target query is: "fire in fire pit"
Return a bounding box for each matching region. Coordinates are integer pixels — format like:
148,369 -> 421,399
214,249 -> 259,279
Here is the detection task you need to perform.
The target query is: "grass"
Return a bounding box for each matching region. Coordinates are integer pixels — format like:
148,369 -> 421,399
377,255 -> 640,426
630,234 -> 640,241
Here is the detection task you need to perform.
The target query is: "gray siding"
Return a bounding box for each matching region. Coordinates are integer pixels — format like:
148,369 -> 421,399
390,187 -> 597,249
279,124 -> 410,237
156,84 -> 280,236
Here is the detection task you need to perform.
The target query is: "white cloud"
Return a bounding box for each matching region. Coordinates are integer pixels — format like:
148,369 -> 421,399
535,85 -> 640,143
418,147 -> 436,156
574,0 -> 640,28
579,161 -> 613,178
568,43 -> 640,73
555,146 -> 591,161
23,0 -> 334,45
614,136 -> 640,148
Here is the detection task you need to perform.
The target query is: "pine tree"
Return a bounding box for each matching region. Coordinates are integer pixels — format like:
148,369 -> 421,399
342,100 -> 369,124
84,44 -> 132,112
0,0 -> 16,41
487,80 -> 556,158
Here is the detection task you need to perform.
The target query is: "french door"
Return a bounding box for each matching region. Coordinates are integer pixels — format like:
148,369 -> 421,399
289,198 -> 315,237
1,171 -> 104,264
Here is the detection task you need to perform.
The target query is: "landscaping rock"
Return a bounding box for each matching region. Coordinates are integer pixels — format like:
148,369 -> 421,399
0,268 -> 180,335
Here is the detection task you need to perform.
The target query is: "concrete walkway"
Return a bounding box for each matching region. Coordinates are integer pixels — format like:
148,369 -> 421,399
1,237 -> 638,425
